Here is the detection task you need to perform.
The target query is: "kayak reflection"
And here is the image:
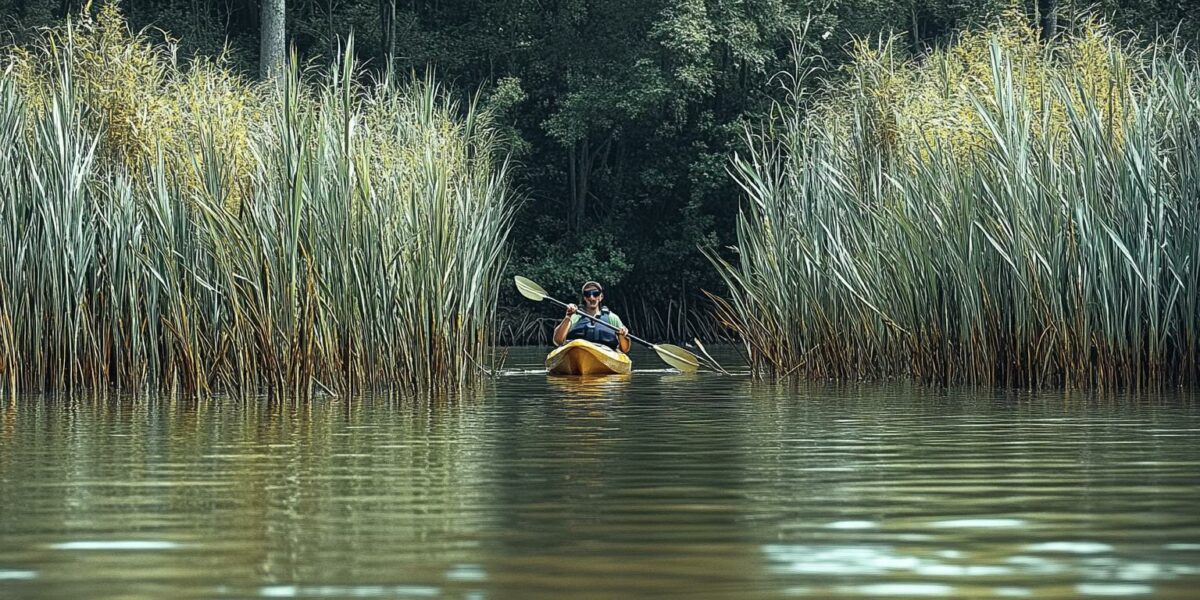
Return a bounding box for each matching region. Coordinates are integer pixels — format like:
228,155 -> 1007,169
547,373 -> 631,401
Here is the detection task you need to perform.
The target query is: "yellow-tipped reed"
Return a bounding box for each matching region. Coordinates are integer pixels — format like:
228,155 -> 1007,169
0,7 -> 515,397
710,19 -> 1200,388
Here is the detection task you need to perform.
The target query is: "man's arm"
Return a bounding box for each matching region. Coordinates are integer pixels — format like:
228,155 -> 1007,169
612,314 -> 631,353
553,306 -> 577,345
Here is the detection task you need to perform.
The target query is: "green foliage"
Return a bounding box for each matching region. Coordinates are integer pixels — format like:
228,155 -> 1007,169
514,232 -> 632,302
712,20 -> 1200,387
1,0 -> 1196,344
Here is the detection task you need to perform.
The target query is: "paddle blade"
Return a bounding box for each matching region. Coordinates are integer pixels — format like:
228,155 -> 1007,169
653,343 -> 700,373
514,276 -> 547,302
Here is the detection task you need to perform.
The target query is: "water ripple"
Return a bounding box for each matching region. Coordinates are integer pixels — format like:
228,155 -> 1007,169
0,347 -> 1197,599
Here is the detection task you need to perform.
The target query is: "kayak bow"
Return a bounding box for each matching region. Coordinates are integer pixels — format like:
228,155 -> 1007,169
545,340 -> 632,376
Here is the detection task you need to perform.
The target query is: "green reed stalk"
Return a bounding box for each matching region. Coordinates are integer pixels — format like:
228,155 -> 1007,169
0,15 -> 514,397
710,22 -> 1200,388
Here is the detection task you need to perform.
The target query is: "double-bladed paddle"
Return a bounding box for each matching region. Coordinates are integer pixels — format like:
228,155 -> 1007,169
515,276 -> 700,373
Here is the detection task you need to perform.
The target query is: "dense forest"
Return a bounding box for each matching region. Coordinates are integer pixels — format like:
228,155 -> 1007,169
1,0 -> 1197,341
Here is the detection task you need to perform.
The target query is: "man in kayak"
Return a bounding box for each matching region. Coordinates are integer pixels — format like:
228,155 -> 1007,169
553,281 -> 631,353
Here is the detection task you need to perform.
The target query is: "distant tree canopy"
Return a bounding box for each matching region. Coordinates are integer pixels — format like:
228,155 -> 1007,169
1,0 -> 1196,340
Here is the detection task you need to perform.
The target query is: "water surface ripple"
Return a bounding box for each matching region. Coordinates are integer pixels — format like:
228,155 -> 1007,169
1,347 -> 1198,598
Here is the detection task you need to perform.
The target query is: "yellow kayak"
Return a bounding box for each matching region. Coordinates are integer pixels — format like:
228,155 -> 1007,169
545,340 -> 632,375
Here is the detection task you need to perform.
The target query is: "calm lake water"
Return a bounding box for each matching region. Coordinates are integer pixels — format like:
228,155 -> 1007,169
2,346 -> 1199,599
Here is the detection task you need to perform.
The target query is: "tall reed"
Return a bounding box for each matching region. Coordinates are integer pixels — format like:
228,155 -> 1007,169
710,19 -> 1200,388
0,8 -> 515,397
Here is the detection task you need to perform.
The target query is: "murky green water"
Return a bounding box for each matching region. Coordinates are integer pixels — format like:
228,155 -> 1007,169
2,347 -> 1199,599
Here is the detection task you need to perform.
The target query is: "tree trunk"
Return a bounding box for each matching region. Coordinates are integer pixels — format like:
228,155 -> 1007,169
567,134 -> 615,233
1038,0 -> 1058,41
260,0 -> 286,82
910,4 -> 921,54
380,0 -> 397,69
328,0 -> 335,57
569,140 -> 589,233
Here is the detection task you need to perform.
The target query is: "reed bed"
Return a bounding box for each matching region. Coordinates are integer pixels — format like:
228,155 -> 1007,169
710,19 -> 1200,388
0,8 -> 515,397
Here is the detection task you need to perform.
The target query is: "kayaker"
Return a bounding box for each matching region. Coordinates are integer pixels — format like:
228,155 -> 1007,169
553,281 -> 631,352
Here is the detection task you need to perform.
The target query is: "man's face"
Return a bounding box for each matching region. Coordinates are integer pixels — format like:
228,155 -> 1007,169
583,287 -> 603,308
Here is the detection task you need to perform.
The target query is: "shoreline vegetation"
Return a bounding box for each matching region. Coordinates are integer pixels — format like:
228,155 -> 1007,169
1,8 -> 1198,396
0,7 -> 514,397
710,18 -> 1199,388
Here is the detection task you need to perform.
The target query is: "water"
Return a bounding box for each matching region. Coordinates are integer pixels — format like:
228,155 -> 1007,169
2,346 -> 1199,598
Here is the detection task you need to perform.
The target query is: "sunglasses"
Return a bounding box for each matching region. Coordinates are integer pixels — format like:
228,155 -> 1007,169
583,290 -> 603,298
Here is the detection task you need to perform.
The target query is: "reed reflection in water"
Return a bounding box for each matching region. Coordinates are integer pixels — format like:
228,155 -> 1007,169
0,347 -> 1198,598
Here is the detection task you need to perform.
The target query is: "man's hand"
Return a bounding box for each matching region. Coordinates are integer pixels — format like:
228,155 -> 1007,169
565,303 -> 577,317
618,326 -> 628,338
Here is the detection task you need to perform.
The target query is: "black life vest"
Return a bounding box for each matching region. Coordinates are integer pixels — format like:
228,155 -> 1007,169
565,307 -> 620,349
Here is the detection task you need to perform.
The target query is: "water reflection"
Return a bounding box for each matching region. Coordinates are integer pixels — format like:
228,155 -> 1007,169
52,541 -> 184,550
0,348 -> 1199,598
545,373 -> 631,400
259,584 -> 443,597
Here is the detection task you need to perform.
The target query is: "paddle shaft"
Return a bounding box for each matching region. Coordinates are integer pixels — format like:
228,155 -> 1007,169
543,296 -> 657,350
